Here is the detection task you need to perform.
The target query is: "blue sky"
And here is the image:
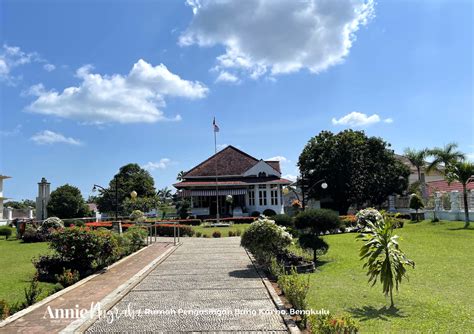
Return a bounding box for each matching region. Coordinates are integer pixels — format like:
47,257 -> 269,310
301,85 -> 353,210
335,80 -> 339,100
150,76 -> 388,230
1,0 -> 472,201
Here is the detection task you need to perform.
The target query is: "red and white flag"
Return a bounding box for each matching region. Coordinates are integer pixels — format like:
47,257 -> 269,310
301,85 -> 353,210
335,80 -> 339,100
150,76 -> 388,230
213,117 -> 220,132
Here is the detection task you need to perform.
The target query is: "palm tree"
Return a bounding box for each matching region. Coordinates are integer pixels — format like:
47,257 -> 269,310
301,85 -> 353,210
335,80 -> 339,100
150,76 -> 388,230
176,171 -> 186,181
404,148 -> 428,197
358,213 -> 415,308
157,187 -> 172,202
427,143 -> 465,174
446,161 -> 474,228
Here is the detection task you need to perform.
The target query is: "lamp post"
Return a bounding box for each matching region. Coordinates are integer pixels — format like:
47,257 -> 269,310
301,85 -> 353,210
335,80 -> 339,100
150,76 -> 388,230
93,179 -> 120,221
301,178 -> 328,210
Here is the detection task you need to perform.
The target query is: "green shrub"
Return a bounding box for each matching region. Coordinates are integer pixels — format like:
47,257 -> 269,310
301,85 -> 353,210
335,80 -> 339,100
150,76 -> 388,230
273,214 -> 294,228
49,227 -> 117,272
22,226 -> 46,243
250,211 -> 261,217
0,299 -> 10,320
195,231 -> 202,237
241,218 -> 292,265
269,257 -> 285,280
263,209 -> 277,217
308,313 -> 359,334
202,234 -> 209,238
0,226 -> 13,239
34,255 -> 76,282
154,224 -> 194,237
278,269 -> 310,324
130,210 -> 146,223
39,217 -> 64,232
212,231 -> 221,238
298,233 -> 329,262
228,231 -> 235,237
55,268 -> 80,287
235,229 -> 242,236
339,215 -> 357,227
24,274 -> 42,307
294,209 -> 340,233
123,226 -> 147,252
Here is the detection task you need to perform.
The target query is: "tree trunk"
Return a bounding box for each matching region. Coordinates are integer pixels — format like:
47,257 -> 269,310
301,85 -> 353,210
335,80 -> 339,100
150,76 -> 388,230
313,249 -> 317,264
463,184 -> 470,228
390,287 -> 395,308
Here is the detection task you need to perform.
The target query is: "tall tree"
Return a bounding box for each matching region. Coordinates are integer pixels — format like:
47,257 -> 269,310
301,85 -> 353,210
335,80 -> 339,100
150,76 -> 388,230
157,187 -> 173,203
446,161 -> 474,228
298,130 -> 409,214
96,163 -> 156,215
427,143 -> 465,174
47,184 -> 90,219
176,171 -> 186,181
403,148 -> 428,183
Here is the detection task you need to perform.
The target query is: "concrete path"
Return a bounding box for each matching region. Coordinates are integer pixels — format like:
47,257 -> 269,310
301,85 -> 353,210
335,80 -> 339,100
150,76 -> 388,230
0,242 -> 173,334
86,237 -> 289,333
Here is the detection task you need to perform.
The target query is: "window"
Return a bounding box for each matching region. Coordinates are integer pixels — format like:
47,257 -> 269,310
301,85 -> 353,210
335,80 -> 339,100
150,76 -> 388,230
193,196 -> 209,208
259,189 -> 267,206
271,188 -> 278,205
259,184 -> 266,189
248,190 -> 255,206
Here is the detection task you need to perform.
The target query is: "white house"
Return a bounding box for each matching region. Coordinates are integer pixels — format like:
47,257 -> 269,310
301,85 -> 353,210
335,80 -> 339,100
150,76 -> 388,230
0,175 -> 12,226
173,146 -> 292,218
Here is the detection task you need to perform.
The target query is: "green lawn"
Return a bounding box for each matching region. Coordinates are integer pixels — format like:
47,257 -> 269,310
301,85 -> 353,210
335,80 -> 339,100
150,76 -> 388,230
192,223 -> 250,237
0,231 -> 56,306
305,220 -> 474,332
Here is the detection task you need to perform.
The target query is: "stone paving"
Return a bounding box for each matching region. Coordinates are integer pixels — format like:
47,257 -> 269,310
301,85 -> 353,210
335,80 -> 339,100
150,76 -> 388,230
86,237 -> 289,333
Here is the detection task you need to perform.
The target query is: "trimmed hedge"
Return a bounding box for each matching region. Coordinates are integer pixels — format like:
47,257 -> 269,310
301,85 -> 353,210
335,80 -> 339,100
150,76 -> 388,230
152,224 -> 194,237
0,227 -> 13,239
273,214 -> 294,228
159,219 -> 202,226
206,217 -> 256,224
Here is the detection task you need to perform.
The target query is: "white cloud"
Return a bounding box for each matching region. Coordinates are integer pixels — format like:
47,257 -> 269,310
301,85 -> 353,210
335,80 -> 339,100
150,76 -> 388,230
215,71 -> 239,83
180,0 -> 374,80
26,59 -> 209,124
267,155 -> 289,163
0,124 -> 22,137
142,158 -> 172,171
43,63 -> 56,72
31,130 -> 82,146
332,111 -> 392,127
283,174 -> 297,182
466,153 -> 474,162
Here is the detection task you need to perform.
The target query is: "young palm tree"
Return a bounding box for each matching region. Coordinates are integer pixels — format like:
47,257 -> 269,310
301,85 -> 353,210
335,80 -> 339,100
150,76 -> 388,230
446,161 -> 474,228
427,143 -> 465,174
358,214 -> 415,308
404,148 -> 428,197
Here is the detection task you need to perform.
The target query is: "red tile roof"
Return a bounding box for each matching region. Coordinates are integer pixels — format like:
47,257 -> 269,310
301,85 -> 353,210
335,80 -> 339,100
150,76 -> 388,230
174,177 -> 292,188
426,180 -> 474,196
183,145 -> 281,177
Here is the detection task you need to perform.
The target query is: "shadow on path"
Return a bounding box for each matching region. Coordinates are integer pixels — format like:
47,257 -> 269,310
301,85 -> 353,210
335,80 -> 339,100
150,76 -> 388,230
227,265 -> 261,279
347,305 -> 406,321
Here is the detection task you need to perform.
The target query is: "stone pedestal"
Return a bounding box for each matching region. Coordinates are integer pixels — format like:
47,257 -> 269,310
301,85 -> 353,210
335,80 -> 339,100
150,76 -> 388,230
434,192 -> 442,211
388,195 -> 396,212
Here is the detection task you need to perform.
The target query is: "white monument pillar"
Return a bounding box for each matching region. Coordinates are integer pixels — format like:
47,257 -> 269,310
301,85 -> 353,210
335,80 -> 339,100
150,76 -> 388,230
434,192 -> 442,211
6,207 -> 13,221
449,190 -> 460,212
0,175 -> 12,226
28,206 -> 34,219
36,177 -> 51,220
388,195 -> 396,212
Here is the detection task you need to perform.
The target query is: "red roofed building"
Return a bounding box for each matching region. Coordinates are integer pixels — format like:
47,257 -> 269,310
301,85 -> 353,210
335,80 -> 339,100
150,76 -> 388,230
174,146 -> 292,218
426,179 -> 474,196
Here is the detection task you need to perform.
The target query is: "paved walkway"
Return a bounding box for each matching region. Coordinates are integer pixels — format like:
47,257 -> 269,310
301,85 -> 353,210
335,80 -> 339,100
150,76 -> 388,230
86,237 -> 289,333
0,242 -> 173,334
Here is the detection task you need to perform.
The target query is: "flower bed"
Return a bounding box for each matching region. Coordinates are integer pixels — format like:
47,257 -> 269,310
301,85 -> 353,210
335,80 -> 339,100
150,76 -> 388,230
85,222 -> 134,229
157,219 -> 202,226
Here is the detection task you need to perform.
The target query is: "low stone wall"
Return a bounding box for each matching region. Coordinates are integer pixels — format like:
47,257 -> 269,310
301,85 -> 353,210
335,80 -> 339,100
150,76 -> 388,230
424,210 -> 473,221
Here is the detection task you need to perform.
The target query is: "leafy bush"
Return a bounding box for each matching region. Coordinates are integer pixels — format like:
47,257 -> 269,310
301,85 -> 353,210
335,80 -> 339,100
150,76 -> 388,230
298,233 -> 328,262
24,274 -> 42,306
228,231 -> 235,237
295,209 -> 340,233
55,268 -> 80,287
278,269 -> 310,323
163,219 -> 201,226
308,314 -> 359,334
154,224 -> 194,237
273,214 -> 294,228
241,218 -> 292,264
207,217 -> 256,224
195,231 -> 202,237
250,211 -> 261,217
202,234 -> 209,238
123,226 -> 147,252
340,215 -> 357,227
263,209 -> 277,217
34,254 -> 75,282
235,229 -> 242,236
269,257 -> 285,280
22,226 -> 46,243
39,217 -> 64,232
130,210 -> 146,223
49,227 -> 117,272
0,299 -> 10,320
212,231 -> 221,238
0,226 -> 13,240
356,208 -> 384,228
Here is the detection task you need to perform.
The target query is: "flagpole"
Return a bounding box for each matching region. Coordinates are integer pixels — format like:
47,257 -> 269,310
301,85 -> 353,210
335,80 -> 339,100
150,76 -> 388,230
214,119 -> 220,224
